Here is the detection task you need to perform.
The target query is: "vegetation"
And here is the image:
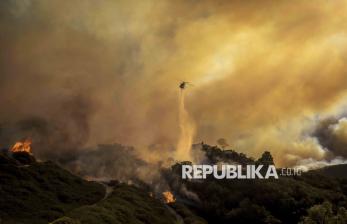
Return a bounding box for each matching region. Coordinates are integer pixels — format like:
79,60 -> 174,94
56,184 -> 177,224
0,151 -> 179,224
2,143 -> 347,224
0,152 -> 105,224
166,144 -> 347,224
299,201 -> 347,224
170,203 -> 207,224
197,143 -> 255,165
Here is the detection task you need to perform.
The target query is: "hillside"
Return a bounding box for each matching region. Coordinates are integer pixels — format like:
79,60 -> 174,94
2,145 -> 347,224
312,164 -> 347,179
52,184 -> 177,224
0,151 -> 178,224
0,151 -> 105,224
163,145 -> 347,224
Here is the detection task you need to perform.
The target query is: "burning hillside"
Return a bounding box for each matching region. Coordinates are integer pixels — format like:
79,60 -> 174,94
1,1 -> 347,223
10,139 -> 32,153
163,191 -> 176,204
2,140 -> 347,223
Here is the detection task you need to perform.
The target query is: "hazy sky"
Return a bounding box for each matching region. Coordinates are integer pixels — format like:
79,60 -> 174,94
1,0 -> 347,166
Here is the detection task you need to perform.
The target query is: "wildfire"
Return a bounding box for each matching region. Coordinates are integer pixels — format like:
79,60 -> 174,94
11,139 -> 32,154
162,191 -> 176,204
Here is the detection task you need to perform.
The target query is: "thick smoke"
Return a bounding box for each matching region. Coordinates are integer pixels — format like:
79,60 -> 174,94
64,144 -> 162,184
313,117 -> 347,158
0,96 -> 92,161
295,157 -> 347,172
1,0 -> 347,167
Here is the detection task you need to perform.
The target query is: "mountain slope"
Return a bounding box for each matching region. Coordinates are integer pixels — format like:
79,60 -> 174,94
0,151 -> 179,224
163,146 -> 347,224
52,184 -> 177,224
0,152 -> 105,224
312,164 -> 347,179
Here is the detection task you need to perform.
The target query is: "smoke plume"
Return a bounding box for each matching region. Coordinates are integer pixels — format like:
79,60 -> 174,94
1,0 -> 347,167
313,117 -> 347,158
175,90 -> 195,161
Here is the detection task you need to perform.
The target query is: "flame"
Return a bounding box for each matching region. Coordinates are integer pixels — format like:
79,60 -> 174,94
11,139 -> 32,153
162,191 -> 176,204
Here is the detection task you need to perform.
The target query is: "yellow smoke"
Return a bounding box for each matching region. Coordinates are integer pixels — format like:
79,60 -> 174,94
175,89 -> 195,161
2,0 -> 347,166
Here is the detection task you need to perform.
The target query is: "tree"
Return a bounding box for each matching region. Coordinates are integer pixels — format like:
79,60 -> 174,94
216,138 -> 229,150
257,151 -> 274,166
299,201 -> 347,224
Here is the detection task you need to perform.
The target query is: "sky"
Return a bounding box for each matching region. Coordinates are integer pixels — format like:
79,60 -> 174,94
1,0 -> 347,166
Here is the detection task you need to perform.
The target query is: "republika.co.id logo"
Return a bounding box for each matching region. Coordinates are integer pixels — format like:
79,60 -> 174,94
182,165 -> 302,180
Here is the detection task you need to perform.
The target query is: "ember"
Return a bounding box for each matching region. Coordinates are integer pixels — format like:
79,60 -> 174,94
162,191 -> 176,204
11,139 -> 32,154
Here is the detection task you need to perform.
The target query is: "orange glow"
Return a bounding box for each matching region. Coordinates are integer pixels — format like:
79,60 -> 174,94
11,139 -> 32,154
162,191 -> 176,204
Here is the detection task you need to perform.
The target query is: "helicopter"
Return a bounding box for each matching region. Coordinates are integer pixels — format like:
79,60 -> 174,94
179,81 -> 193,89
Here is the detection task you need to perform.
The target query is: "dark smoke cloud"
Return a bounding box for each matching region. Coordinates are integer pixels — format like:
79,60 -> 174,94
0,96 -> 93,161
64,144 -> 160,183
313,117 -> 347,158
